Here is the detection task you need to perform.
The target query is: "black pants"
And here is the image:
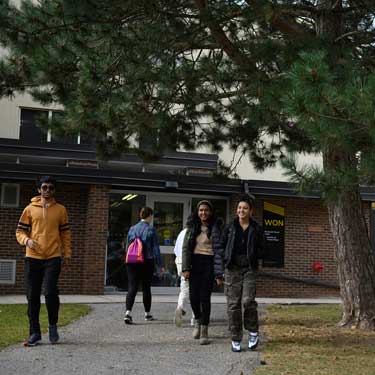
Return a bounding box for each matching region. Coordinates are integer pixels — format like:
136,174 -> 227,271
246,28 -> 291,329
25,257 -> 61,335
189,254 -> 214,326
126,259 -> 154,312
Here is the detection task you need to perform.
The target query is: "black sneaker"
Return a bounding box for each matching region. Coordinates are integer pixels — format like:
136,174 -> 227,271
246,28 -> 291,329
145,314 -> 155,321
24,333 -> 42,347
49,325 -> 59,344
124,314 -> 133,325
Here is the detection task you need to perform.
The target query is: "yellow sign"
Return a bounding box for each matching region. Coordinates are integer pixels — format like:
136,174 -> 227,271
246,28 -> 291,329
264,202 -> 285,217
264,219 -> 284,226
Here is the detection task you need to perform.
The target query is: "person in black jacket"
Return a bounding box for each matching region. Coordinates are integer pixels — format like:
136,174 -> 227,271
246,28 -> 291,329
215,194 -> 265,353
182,200 -> 222,345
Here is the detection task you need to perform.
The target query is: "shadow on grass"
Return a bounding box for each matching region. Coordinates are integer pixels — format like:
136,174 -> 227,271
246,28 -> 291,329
264,317 -> 328,327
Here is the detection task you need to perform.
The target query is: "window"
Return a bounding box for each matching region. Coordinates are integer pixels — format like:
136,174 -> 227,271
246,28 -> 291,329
138,128 -> 176,153
19,108 -> 48,143
19,108 -> 95,145
78,129 -> 95,145
1,183 -> 20,207
50,111 -> 78,144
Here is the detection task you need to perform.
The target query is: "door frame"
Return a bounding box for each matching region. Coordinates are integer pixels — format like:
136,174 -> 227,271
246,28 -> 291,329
147,194 -> 190,254
106,190 -> 230,290
107,189 -> 230,255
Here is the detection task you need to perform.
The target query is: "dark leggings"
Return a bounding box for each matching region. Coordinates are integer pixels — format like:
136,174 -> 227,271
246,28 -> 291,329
189,254 -> 214,326
25,257 -> 61,335
126,259 -> 154,312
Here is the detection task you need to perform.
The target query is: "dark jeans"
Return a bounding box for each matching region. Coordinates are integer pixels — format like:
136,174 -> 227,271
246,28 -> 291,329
225,265 -> 258,341
24,257 -> 61,335
126,259 -> 154,312
189,254 -> 214,326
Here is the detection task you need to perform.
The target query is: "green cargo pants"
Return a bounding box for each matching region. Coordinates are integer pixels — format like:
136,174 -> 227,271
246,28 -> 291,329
225,265 -> 258,341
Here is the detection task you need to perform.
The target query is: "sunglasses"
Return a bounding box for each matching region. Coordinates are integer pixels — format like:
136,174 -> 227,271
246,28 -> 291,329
40,185 -> 55,191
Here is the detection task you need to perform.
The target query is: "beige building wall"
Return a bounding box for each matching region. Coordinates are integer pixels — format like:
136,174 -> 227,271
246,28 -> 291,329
220,145 -> 322,181
195,144 -> 322,182
0,94 -> 63,139
0,91 -> 322,181
0,32 -> 62,139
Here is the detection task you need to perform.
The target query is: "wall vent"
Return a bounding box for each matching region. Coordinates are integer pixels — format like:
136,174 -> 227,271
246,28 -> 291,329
0,260 -> 16,284
1,183 -> 20,207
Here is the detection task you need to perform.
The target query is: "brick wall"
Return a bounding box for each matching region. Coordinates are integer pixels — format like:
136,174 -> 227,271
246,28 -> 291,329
1,180 -> 371,297
0,180 -> 109,295
80,185 -> 109,294
0,182 -> 30,294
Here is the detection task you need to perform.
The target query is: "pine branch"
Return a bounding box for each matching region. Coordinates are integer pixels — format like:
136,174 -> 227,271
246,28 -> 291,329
158,87 -> 251,105
244,0 -> 312,37
193,0 -> 259,73
305,107 -> 369,131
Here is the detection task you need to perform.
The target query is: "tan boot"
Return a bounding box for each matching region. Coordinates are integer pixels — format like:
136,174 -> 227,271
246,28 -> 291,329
200,325 -> 210,345
192,321 -> 201,339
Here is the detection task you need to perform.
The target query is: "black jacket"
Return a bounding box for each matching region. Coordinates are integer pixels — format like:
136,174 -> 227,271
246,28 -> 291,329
181,217 -> 222,273
215,217 -> 265,276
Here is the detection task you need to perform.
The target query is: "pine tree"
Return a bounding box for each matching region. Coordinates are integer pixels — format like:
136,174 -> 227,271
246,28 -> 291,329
1,0 -> 375,328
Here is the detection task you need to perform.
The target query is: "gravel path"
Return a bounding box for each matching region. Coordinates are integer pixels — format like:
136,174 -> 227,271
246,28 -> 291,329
0,302 -> 262,375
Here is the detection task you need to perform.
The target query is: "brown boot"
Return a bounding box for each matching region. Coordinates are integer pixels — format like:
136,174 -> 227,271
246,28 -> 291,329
192,321 -> 201,339
200,325 -> 210,345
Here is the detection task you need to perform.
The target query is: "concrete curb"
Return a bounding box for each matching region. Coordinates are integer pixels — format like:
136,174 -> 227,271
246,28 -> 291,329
0,294 -> 342,304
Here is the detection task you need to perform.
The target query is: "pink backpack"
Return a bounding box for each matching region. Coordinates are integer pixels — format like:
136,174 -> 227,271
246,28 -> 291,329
125,238 -> 144,264
125,226 -> 147,264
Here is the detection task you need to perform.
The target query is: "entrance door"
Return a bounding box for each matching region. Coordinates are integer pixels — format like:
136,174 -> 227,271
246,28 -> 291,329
147,195 -> 190,287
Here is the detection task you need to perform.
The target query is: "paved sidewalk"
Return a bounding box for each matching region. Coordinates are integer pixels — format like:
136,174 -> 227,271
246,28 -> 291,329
0,302 -> 263,375
0,294 -> 341,374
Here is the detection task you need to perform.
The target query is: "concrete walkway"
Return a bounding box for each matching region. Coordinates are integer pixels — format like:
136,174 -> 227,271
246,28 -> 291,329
1,302 -> 263,375
0,294 -> 341,375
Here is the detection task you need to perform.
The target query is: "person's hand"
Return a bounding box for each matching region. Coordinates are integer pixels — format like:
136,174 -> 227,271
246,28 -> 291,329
62,257 -> 70,272
182,271 -> 190,280
216,277 -> 224,286
159,267 -> 165,274
26,239 -> 35,249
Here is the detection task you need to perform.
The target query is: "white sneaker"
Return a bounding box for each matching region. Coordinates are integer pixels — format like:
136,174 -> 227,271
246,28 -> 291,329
248,332 -> 259,350
231,340 -> 241,352
174,307 -> 183,327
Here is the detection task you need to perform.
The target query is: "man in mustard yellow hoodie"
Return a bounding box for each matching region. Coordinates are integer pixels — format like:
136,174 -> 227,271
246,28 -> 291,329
16,176 -> 71,347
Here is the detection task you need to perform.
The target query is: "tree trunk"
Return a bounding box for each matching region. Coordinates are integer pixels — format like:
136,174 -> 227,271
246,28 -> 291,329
326,185 -> 375,329
318,0 -> 375,330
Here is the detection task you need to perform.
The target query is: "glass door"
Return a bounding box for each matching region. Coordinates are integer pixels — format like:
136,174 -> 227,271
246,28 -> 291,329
106,192 -> 147,290
147,195 -> 190,287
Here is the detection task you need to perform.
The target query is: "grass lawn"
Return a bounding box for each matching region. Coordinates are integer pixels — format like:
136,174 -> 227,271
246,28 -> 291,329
0,304 -> 91,349
255,304 -> 375,375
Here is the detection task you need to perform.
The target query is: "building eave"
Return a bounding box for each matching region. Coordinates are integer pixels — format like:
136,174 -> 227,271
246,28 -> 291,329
0,162 -> 242,195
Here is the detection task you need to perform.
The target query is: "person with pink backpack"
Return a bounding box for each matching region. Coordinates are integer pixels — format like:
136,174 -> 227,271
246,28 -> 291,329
124,207 -> 164,324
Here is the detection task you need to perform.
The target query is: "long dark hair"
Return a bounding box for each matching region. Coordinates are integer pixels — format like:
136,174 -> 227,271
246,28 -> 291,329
187,201 -> 218,239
